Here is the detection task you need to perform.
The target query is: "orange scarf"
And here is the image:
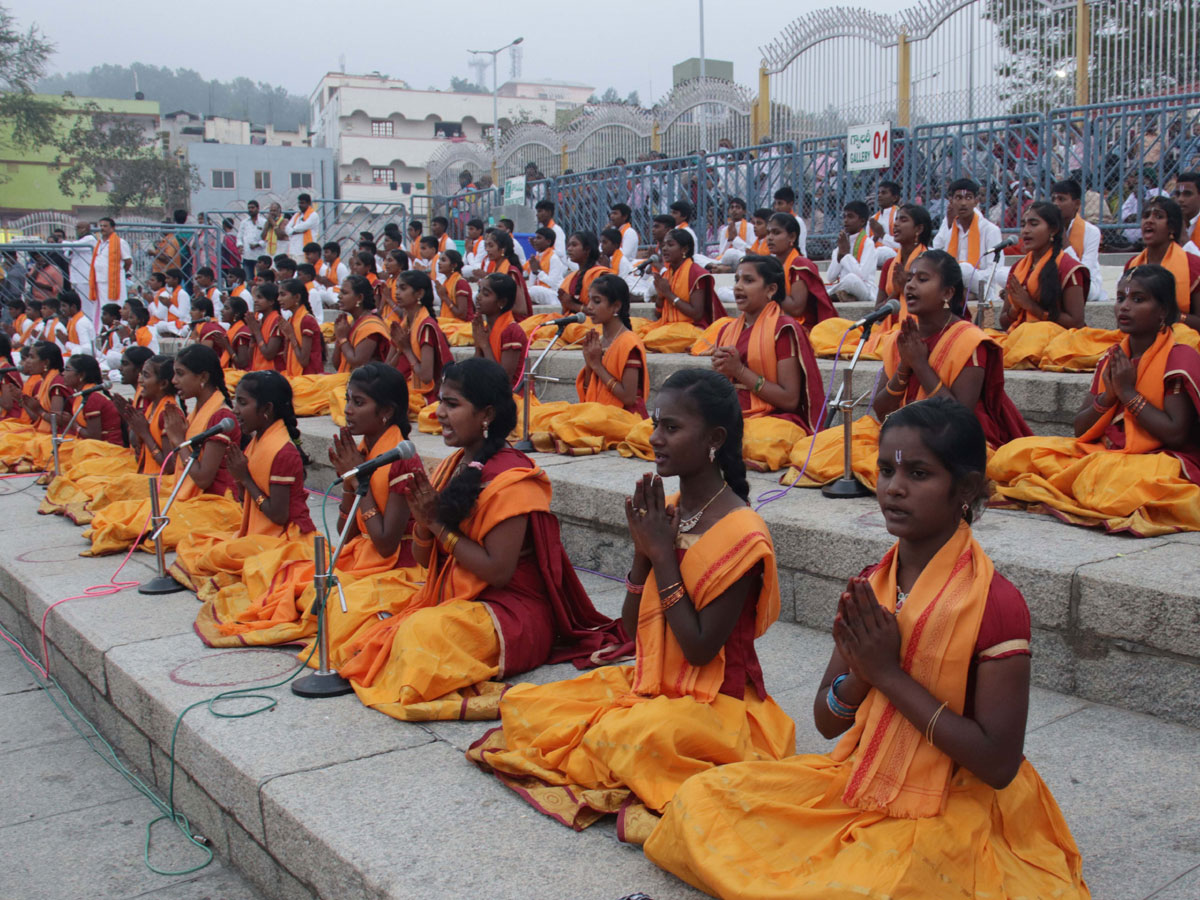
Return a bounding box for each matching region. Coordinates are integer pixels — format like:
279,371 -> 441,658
1008,249 -> 1058,327
1067,215 -> 1087,258
631,506 -> 778,703
609,247 -> 624,273
749,236 -> 769,255
66,311 -> 85,344
467,237 -> 483,258
251,310 -> 281,370
879,319 -> 987,401
33,370 -> 62,434
524,248 -> 554,278
487,310 -> 518,363
718,303 -> 784,418
1191,215 -> 1200,249
946,213 -> 982,266
834,523 -> 992,818
16,374 -> 42,425
231,284 -> 248,299
885,243 -> 926,300
562,265 -> 605,308
485,257 -> 513,276
134,326 -> 154,348
222,321 -> 247,368
1129,242 -> 1193,314
724,220 -> 749,245
872,206 -> 897,236
574,330 -> 647,407
661,262 -> 700,325
177,391 -> 230,501
138,396 -> 176,474
338,313 -> 390,373
406,307 -> 436,396
165,286 -> 185,325
440,273 -> 469,321
290,207 -> 316,244
238,419 -> 293,538
283,311 -> 313,376
1083,328 -> 1175,454
88,234 -> 122,301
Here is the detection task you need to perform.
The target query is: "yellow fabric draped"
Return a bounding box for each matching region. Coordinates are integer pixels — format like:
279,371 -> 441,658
808,317 -> 873,359
644,525 -> 1090,900
39,440 -> 137,519
466,507 -> 794,833
337,314 -> 389,373
990,329 -> 1200,534
336,453 -> 552,720
688,316 -> 733,357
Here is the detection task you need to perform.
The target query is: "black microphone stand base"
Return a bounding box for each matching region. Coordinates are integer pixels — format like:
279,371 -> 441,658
821,476 -> 872,499
291,670 -> 354,698
512,438 -> 535,452
138,574 -> 188,595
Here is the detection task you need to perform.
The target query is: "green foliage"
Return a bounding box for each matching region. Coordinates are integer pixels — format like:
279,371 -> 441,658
0,5 -> 57,157
450,76 -> 487,94
586,88 -> 642,107
53,101 -> 200,215
37,63 -> 307,129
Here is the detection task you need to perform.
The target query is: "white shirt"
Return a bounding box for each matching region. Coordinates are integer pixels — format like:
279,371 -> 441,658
794,214 -> 808,256
618,225 -> 639,261
1187,213 -> 1200,256
681,224 -> 701,256
717,220 -> 751,258
195,285 -> 223,310
1064,217 -> 1107,301
547,222 -> 568,263
285,208 -> 320,256
64,313 -> 96,357
65,234 -> 97,287
932,211 -> 1003,272
88,234 -> 132,301
525,251 -> 566,290
872,206 -> 901,251
462,236 -> 487,278
238,215 -> 267,259
827,229 -> 880,283
317,259 -> 349,289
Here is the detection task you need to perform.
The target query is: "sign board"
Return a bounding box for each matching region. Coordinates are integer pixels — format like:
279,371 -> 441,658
503,175 -> 526,205
847,123 -> 891,171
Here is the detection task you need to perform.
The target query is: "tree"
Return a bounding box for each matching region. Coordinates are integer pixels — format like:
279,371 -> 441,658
53,101 -> 200,214
0,5 -> 57,163
624,90 -> 640,107
450,76 -> 487,94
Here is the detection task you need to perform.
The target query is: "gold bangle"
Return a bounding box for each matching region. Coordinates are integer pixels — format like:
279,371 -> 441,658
253,492 -> 266,508
660,584 -> 688,611
606,377 -> 620,392
885,381 -> 906,397
925,701 -> 949,745
361,507 -> 378,522
442,530 -> 460,555
412,533 -> 434,547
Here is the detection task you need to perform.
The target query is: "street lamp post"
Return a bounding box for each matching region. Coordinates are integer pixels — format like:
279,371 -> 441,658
468,37 -> 524,171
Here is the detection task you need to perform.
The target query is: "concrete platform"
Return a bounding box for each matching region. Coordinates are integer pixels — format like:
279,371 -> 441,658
2,465 -> 1197,900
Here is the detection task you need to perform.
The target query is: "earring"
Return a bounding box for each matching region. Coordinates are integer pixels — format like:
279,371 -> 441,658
708,446 -> 717,463
961,502 -> 970,518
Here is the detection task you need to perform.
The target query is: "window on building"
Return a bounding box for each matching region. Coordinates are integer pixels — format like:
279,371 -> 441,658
434,122 -> 463,139
372,167 -> 395,184
254,170 -> 272,190
371,119 -> 394,137
290,171 -> 313,189
212,169 -> 235,189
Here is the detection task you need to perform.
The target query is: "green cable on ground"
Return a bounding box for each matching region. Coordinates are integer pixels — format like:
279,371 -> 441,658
0,617 -> 315,877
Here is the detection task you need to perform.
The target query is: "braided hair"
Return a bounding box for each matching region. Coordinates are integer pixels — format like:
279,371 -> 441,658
489,230 -> 523,270
236,370 -> 310,466
435,358 -> 517,529
590,273 -> 633,331
661,368 -> 749,502
176,343 -> 231,405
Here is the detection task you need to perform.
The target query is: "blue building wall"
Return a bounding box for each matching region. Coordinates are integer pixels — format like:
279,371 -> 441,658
187,143 -> 336,215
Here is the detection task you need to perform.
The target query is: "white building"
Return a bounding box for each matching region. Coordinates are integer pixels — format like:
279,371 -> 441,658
309,72 -> 591,205
162,111 -> 311,153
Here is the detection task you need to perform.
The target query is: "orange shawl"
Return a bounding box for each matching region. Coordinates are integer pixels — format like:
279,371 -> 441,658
222,321 -> 247,368
574,330 -> 647,407
878,319 -> 987,401
1008,250 -> 1084,327
487,310 -> 519,363
33,370 -> 62,434
718,303 -> 785,417
137,396 -> 176,474
947,213 -> 982,266
282,312 -> 315,376
176,391 -> 230,501
559,265 -> 605,309
88,234 -> 122,302
405,307 -> 438,397
66,311 -> 86,345
238,419 -> 292,538
15,373 -> 41,425
661,260 -> 708,325
524,248 -> 555,278
1128,242 -> 1193,314
251,311 -> 281,370
337,313 -> 390,373
834,523 -> 992,818
631,506 -> 778,704
1082,328 -> 1175,454
749,237 -> 770,256
1067,215 -> 1087,258
134,326 -> 154,348
885,244 -> 926,300
353,425 -> 406,564
440,272 -> 471,321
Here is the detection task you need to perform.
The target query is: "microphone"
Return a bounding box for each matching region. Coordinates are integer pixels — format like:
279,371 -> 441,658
634,254 -> 661,273
177,417 -> 236,450
988,237 -> 1017,254
549,312 -> 586,327
187,317 -> 212,328
334,440 -> 417,484
78,380 -> 112,397
0,366 -> 19,375
852,298 -> 902,329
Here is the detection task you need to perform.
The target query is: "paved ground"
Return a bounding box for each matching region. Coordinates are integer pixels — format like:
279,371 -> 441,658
0,636 -> 265,900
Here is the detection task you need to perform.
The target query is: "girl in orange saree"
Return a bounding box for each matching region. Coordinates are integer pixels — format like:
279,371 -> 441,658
469,369 -> 794,842
646,398 -> 1090,900
990,264 -> 1200,535
337,358 -> 628,722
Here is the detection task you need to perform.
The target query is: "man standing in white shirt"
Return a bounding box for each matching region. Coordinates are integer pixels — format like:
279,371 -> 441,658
773,186 -> 808,256
1051,179 -> 1107,301
932,179 -> 1003,302
869,180 -> 903,256
285,194 -> 320,261
826,201 -> 881,303
1172,171 -> 1200,254
238,200 -> 267,283
608,204 -> 640,262
65,221 -> 98,317
88,217 -> 132,310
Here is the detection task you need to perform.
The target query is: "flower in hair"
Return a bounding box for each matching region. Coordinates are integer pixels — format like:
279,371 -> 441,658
467,461 -> 484,471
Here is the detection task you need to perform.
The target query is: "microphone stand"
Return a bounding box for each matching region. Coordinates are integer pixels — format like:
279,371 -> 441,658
513,321 -> 570,452
974,244 -> 1008,328
821,320 -> 878,499
48,399 -> 90,481
292,480 -> 361,698
138,443 -> 203,594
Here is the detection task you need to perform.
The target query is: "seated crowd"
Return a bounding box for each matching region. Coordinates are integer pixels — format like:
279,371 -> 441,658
2,171 -> 1197,897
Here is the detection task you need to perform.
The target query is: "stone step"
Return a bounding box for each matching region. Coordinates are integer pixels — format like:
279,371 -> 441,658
295,420 -> 1200,731
1,461 -> 1195,899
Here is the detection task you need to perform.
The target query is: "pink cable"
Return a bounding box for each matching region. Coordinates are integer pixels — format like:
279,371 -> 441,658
38,448 -> 179,674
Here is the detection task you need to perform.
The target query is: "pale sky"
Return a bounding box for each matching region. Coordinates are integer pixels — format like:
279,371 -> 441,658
13,0 -> 899,106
